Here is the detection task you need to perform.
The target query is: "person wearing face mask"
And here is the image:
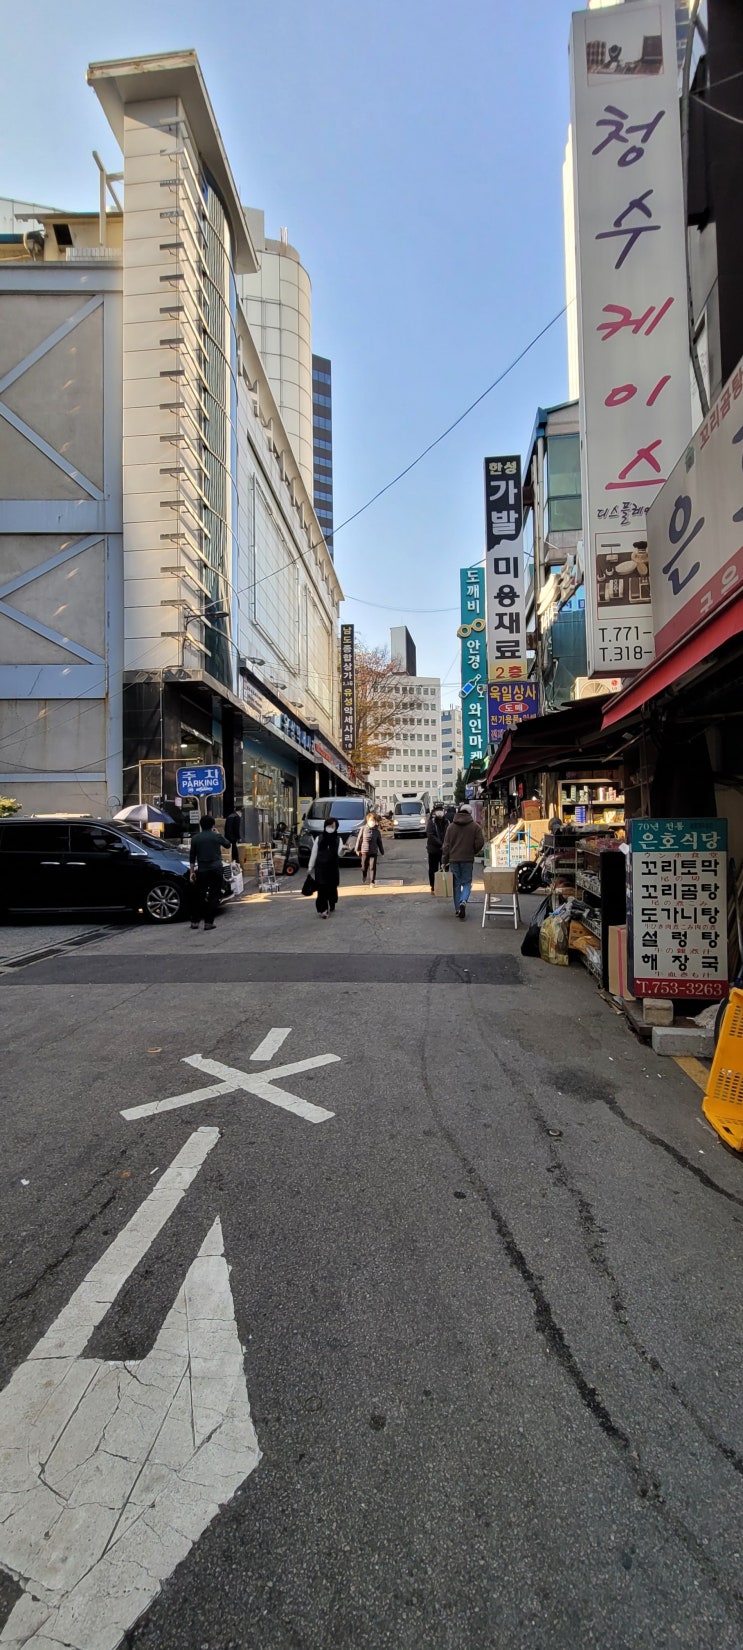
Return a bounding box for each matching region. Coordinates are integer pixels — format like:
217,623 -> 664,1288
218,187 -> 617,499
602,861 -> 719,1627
308,816 -> 341,917
426,804 -> 448,895
354,809 -> 385,886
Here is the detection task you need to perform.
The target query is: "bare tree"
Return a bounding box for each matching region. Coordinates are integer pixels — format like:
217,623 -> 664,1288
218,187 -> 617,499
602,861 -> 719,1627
346,643 -> 420,773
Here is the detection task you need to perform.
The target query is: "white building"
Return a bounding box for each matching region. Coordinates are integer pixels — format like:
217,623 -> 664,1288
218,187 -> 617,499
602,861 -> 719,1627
0,51 -> 357,835
238,212 -> 314,500
440,704 -> 463,804
366,629 -> 442,812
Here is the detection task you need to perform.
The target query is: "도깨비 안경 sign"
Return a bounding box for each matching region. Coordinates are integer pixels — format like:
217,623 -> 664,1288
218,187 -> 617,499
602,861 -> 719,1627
459,566 -> 488,768
628,817 -> 728,999
570,0 -> 692,677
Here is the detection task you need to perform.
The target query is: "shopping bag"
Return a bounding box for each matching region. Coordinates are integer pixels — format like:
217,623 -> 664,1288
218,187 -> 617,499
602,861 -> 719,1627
301,874 -> 316,897
539,912 -> 569,966
434,870 -> 452,899
230,865 -> 244,896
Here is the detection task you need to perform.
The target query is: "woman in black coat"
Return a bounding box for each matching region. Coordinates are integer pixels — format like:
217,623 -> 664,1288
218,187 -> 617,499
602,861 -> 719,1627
308,817 -> 341,917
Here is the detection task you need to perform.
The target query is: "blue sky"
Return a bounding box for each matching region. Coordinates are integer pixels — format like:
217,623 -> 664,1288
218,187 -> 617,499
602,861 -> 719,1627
1,0 -> 581,696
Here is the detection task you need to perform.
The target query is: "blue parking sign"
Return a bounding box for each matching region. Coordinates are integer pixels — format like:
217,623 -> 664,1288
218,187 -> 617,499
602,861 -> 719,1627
176,765 -> 225,798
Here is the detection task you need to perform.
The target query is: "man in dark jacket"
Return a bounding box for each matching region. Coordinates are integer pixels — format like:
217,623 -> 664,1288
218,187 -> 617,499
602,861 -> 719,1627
441,803 -> 485,920
425,804 -> 448,895
189,815 -> 230,930
224,806 -> 242,863
354,810 -> 385,885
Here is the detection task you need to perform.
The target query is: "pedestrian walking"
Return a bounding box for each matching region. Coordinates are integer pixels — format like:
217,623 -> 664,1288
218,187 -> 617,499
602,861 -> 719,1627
308,816 -> 341,917
441,802 -> 485,921
189,815 -> 230,930
224,805 -> 242,863
425,803 -> 448,895
354,809 -> 385,885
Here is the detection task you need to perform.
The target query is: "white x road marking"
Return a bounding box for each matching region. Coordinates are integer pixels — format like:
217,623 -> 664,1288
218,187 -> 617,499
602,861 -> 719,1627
121,1030 -> 339,1125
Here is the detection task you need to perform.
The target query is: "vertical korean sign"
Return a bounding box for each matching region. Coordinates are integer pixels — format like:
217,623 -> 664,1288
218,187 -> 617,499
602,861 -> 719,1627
570,0 -> 692,676
628,818 -> 728,998
340,623 -> 355,753
484,456 -> 527,681
459,566 -> 488,769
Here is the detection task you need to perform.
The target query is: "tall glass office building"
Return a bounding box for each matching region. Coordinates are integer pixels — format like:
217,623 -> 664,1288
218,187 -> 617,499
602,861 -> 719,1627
312,354 -> 334,557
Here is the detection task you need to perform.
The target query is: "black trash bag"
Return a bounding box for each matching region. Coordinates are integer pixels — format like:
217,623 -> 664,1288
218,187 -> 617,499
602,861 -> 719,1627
301,874 -> 316,897
520,894 -> 550,957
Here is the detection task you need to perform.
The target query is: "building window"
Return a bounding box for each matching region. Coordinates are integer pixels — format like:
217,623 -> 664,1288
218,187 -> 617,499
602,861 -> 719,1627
546,433 -> 582,533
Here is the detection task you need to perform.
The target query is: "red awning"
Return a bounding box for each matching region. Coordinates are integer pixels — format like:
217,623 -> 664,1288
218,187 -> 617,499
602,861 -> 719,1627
485,696 -> 612,784
602,592 -> 743,729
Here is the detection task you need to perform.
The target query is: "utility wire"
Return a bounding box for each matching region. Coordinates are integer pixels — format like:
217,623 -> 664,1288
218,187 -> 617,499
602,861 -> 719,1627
0,305 -> 568,767
332,302 -> 569,537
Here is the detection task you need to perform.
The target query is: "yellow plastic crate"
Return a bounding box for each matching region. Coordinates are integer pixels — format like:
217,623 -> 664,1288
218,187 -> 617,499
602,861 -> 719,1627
702,988 -> 743,1152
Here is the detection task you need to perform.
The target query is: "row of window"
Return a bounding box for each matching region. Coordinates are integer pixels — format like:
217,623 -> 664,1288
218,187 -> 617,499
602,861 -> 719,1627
313,392 -> 332,409
312,368 -> 331,385
313,415 -> 332,432
314,436 -> 332,453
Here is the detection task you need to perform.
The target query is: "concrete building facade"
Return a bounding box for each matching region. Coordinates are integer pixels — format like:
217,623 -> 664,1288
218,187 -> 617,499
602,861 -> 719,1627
367,630 -> 441,813
0,52 -> 353,834
238,214 -> 314,499
440,704 -> 463,804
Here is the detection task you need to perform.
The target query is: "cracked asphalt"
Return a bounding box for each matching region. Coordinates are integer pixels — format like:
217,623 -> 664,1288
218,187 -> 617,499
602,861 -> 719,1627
1,838 -> 742,1650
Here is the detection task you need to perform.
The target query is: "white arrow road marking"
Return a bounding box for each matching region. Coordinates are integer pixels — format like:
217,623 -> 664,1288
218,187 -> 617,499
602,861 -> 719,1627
0,1127 -> 261,1650
250,1027 -> 291,1061
120,1049 -> 339,1125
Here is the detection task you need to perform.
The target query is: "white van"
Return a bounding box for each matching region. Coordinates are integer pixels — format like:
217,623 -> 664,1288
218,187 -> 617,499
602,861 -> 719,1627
392,797 -> 428,839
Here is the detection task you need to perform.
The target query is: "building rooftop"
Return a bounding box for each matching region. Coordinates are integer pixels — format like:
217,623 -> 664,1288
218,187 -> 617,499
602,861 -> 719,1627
88,50 -> 259,275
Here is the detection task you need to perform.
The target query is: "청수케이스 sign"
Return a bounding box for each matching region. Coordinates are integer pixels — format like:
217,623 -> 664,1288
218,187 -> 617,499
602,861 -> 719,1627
570,0 -> 692,676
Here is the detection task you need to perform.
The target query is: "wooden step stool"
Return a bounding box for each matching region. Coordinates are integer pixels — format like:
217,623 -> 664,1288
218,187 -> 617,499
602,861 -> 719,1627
482,866 -> 521,929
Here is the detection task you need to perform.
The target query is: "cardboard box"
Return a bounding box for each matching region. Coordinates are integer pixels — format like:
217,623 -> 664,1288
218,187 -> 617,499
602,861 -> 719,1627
608,925 -> 633,999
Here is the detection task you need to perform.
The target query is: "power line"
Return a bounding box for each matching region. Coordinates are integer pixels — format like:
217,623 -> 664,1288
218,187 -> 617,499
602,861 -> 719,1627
0,305 -> 568,768
332,302 -> 569,537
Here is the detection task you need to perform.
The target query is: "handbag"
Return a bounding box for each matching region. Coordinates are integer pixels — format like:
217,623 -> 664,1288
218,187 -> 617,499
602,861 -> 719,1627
434,869 -> 452,898
301,874 -> 316,897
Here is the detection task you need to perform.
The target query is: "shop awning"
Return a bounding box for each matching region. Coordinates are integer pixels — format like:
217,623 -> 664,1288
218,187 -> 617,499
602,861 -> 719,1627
485,696 -> 612,784
602,591 -> 743,729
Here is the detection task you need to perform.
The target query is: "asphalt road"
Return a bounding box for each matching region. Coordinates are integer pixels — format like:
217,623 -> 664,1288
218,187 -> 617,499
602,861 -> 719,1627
1,838 -> 742,1650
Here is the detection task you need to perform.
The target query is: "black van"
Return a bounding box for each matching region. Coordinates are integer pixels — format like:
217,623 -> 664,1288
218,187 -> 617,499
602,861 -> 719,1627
0,818 -> 219,924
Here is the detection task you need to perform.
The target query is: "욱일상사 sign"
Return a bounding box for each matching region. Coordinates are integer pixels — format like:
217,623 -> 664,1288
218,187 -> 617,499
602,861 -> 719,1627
647,354 -> 743,658
570,0 -> 692,677
459,566 -> 488,768
628,817 -> 728,999
340,623 -> 356,753
487,681 -> 540,744
176,765 -> 225,798
484,456 -> 527,681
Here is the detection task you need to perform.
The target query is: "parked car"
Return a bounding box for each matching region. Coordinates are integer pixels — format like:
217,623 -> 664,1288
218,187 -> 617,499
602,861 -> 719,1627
298,797 -> 370,864
0,818 -> 233,924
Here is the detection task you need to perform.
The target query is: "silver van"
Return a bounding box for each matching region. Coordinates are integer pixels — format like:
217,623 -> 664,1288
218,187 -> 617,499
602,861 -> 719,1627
393,799 -> 428,839
298,797 -> 370,864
